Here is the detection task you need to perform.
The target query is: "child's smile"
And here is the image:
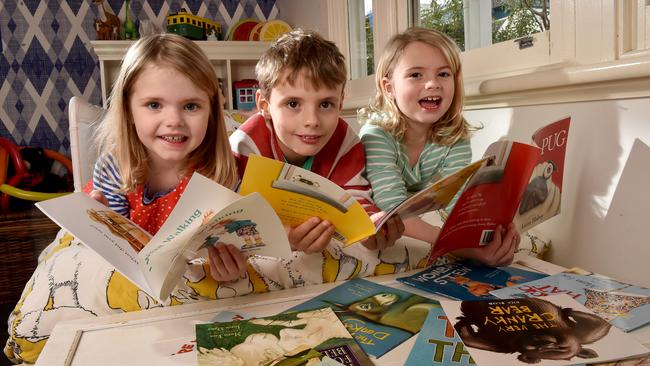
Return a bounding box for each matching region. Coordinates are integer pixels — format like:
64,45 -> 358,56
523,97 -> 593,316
129,64 -> 210,173
258,71 -> 343,166
382,41 -> 455,134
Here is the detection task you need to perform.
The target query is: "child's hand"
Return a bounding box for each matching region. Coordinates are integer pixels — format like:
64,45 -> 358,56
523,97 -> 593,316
90,190 -> 108,206
207,244 -> 248,282
287,217 -> 336,254
362,212 -> 405,250
451,223 -> 519,267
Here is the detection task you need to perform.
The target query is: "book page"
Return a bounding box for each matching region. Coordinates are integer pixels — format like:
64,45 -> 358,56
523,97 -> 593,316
431,141 -> 541,260
239,154 -> 375,245
375,157 -> 491,229
36,192 -> 154,295
138,173 -> 242,301
141,173 -> 293,302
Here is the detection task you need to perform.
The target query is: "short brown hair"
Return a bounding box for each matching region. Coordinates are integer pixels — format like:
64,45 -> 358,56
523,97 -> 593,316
256,29 -> 347,98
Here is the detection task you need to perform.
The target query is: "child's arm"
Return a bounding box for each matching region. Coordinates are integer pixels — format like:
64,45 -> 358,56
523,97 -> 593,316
403,217 -> 441,244
360,125 -> 411,211
207,244 -> 248,282
92,154 -> 130,216
451,223 -> 519,267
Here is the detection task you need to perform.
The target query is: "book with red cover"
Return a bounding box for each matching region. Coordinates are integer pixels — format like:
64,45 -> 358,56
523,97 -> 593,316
429,117 -> 571,264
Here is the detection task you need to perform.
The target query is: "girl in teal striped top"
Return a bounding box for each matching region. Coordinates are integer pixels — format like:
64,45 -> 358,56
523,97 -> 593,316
360,27 -> 519,267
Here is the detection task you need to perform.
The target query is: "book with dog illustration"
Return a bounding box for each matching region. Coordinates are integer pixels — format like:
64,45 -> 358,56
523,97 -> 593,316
36,172 -> 293,303
490,268 -> 650,332
397,259 -> 548,300
286,278 -> 439,358
440,294 -> 650,366
404,302 -> 475,366
195,307 -> 371,366
240,154 -> 489,245
430,117 -> 571,263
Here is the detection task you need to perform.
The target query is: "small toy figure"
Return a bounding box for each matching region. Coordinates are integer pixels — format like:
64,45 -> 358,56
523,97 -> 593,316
93,0 -> 120,39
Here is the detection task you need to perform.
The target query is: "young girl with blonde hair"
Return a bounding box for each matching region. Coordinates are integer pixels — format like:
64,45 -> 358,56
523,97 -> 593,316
91,33 -> 245,281
360,27 -> 519,267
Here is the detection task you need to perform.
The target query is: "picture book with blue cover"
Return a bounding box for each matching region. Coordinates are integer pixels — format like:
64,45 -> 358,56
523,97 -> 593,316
490,268 -> 650,332
404,302 -> 475,365
286,278 -> 438,358
397,260 -> 548,300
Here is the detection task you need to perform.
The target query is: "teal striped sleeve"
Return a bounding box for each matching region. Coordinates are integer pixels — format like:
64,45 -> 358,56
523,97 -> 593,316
360,124 -> 409,212
441,138 -> 472,212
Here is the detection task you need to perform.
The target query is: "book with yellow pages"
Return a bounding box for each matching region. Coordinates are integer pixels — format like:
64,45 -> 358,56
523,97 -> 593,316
240,154 -> 490,245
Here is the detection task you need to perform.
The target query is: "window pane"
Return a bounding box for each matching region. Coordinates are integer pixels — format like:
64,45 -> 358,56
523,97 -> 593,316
348,0 -> 374,79
412,0 -> 551,51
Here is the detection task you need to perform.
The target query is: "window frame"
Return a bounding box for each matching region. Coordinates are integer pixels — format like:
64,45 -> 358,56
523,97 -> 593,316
328,0 -> 650,112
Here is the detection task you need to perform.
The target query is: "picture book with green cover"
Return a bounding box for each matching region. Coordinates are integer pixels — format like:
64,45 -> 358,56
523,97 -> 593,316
287,278 -> 438,358
195,307 -> 371,366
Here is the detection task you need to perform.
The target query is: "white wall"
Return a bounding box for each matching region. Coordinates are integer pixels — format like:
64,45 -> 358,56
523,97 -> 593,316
464,97 -> 650,287
276,0 -> 328,34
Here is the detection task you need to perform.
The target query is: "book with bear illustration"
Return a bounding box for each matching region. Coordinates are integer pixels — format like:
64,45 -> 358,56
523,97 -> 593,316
490,267 -> 650,332
439,294 -> 649,366
397,259 -> 548,300
36,172 -> 293,303
286,278 -> 439,358
241,154 -> 489,245
429,117 -> 571,263
195,307 -> 372,366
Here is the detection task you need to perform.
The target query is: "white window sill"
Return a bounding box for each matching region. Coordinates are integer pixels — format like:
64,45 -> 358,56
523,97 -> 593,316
342,51 -> 650,114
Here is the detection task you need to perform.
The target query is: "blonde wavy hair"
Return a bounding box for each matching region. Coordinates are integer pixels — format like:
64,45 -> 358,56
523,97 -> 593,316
255,29 -> 347,99
368,27 -> 470,145
94,33 -> 238,191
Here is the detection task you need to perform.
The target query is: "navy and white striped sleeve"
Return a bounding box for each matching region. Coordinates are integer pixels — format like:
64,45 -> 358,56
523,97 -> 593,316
92,154 -> 130,217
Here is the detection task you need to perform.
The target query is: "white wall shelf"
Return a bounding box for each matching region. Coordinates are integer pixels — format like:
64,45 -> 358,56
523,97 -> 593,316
90,40 -> 270,110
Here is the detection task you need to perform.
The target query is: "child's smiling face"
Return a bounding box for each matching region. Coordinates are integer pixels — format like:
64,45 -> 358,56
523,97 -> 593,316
257,71 -> 343,166
129,63 -> 210,173
382,41 -> 455,132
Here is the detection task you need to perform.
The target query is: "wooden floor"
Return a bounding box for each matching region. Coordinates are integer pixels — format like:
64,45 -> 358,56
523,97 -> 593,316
1,205 -> 61,365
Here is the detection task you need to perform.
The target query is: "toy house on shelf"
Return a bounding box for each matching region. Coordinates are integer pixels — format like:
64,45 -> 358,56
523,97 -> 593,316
234,79 -> 259,110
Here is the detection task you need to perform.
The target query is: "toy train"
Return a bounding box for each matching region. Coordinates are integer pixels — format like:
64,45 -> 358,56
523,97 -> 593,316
166,9 -> 222,40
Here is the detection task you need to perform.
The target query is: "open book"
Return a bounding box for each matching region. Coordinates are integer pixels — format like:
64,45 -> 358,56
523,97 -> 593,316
240,154 -> 489,245
36,173 -> 293,303
429,117 -> 571,262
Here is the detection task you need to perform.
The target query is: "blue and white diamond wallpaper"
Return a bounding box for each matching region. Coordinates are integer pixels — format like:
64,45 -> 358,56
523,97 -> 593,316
0,0 -> 279,155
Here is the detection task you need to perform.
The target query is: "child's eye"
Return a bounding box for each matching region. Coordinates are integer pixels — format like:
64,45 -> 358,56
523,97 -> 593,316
184,103 -> 199,111
408,72 -> 422,79
147,102 -> 160,110
320,101 -> 334,109
287,100 -> 299,109
438,71 -> 452,78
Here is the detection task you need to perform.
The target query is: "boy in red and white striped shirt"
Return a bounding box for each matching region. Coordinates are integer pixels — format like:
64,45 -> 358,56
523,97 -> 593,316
230,29 -> 404,255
